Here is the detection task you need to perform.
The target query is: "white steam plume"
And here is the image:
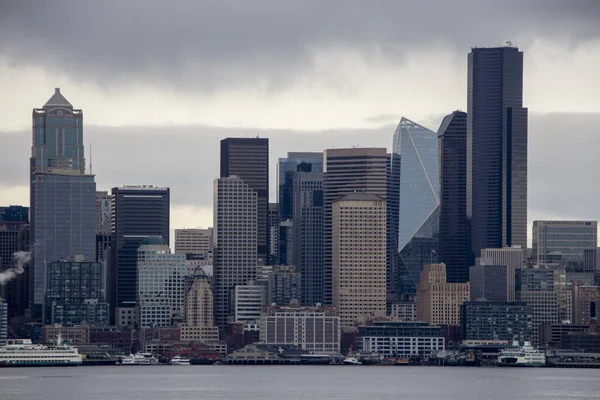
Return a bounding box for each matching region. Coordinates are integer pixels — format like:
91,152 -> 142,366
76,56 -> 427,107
0,251 -> 31,285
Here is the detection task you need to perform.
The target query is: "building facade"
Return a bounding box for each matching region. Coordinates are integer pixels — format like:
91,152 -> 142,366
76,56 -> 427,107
467,46 -> 528,261
266,266 -> 301,306
323,148 -> 387,305
480,246 -> 524,301
332,194 -> 387,329
0,206 -> 29,231
461,301 -> 532,341
0,299 -> 6,345
416,263 -> 470,326
469,264 -> 508,302
260,305 -> 340,354
532,221 -> 597,267
213,176 -> 258,328
390,301 -> 417,321
438,111 -> 468,283
220,138 -> 269,264
278,152 -> 323,221
180,271 -> 219,343
174,228 -> 213,265
233,282 -> 265,324
357,321 -> 444,358
572,285 -> 600,325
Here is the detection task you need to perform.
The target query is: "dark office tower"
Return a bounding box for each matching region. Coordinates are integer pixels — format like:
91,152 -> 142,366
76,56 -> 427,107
292,170 -> 323,306
386,153 -> 400,304
278,153 -> 324,221
31,171 -> 96,320
393,118 -> 439,299
220,138 -> 269,264
0,226 -> 19,299
438,111 -> 468,283
268,203 -> 280,264
96,191 -> 112,263
0,206 -> 29,231
323,148 -> 387,305
1,224 -> 30,319
467,46 -> 528,261
110,186 -> 170,325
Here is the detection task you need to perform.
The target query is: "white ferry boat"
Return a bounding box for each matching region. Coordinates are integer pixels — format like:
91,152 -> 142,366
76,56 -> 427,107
170,355 -> 191,365
0,338 -> 83,367
342,356 -> 362,365
119,352 -> 159,365
497,341 -> 546,367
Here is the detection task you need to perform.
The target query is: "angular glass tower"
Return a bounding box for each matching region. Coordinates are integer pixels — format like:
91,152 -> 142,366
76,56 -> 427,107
393,118 -> 440,298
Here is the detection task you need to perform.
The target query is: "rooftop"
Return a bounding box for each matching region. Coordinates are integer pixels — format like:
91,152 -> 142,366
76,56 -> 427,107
43,88 -> 73,108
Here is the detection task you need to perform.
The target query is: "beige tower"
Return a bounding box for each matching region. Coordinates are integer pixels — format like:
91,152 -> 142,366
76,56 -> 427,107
416,263 -> 470,326
332,193 -> 386,330
180,272 -> 219,343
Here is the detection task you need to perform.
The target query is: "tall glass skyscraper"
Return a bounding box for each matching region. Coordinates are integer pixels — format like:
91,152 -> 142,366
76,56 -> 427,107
393,118 -> 439,298
467,46 -> 528,261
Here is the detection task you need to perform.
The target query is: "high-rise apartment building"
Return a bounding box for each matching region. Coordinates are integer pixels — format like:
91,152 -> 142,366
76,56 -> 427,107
532,221 -> 597,267
393,118 -> 440,299
416,263 -> 470,326
323,148 -> 387,305
213,176 -> 258,328
467,46 -> 528,261
332,193 -> 386,329
45,256 -> 109,326
136,237 -> 185,328
438,111 -> 468,283
220,138 -> 269,264
32,171 -> 96,319
480,246 -> 523,301
180,271 -> 219,343
110,186 -> 170,322
292,168 -> 324,306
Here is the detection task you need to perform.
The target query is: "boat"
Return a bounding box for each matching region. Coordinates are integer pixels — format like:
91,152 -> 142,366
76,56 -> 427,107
118,355 -> 136,365
0,338 -> 83,367
497,341 -> 546,367
395,357 -> 410,365
170,355 -> 191,365
118,353 -> 159,365
342,356 -> 362,365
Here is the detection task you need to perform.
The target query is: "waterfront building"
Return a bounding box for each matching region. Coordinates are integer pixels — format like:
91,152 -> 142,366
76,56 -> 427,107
332,193 -> 387,329
180,271 -> 219,343
323,148 -> 387,305
266,265 -> 301,306
469,264 -> 508,302
110,185 -> 170,325
468,46 -> 528,261
89,325 -> 134,354
539,323 -> 591,348
393,118 -> 440,298
43,324 -> 90,344
357,321 -> 444,359
461,301 -> 532,341
233,281 -> 265,324
438,111 -> 468,283
416,263 -> 470,326
136,237 -> 185,328
532,221 -> 597,267
259,305 -> 340,354
291,169 -> 324,306
32,171 -> 96,319
44,256 -> 109,326
480,247 -> 524,301
572,285 -> 600,325
220,138 -> 269,264
390,301 -> 417,321
213,176 -> 258,328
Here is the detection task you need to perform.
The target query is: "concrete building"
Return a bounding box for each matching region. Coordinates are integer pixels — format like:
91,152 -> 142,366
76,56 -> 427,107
174,228 -> 213,262
357,321 -> 444,359
468,46 -> 528,260
266,266 -> 301,306
572,285 -> 600,325
390,301 -> 417,321
213,176 -> 258,328
32,171 -> 96,319
180,271 -> 219,343
438,111 -> 468,283
43,324 -> 89,344
323,148 -> 387,305
136,237 -> 185,328
469,264 -> 508,302
45,256 -> 109,326
111,185 -> 170,324
461,301 -> 532,341
532,221 -> 597,267
539,323 -> 590,348
260,305 -> 340,354
332,193 -> 386,329
220,138 -> 269,264
416,263 -> 470,326
233,282 -> 265,324
480,247 -> 524,301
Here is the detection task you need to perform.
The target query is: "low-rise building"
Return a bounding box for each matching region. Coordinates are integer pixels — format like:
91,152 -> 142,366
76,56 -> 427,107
539,323 -> 590,348
89,325 -> 134,354
356,321 -> 444,359
260,305 -> 340,354
461,301 -> 532,341
43,324 -> 90,344
390,301 -> 416,321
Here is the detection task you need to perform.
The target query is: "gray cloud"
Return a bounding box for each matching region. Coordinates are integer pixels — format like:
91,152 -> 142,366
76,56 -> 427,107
1,1 -> 599,92
2,113 -> 600,226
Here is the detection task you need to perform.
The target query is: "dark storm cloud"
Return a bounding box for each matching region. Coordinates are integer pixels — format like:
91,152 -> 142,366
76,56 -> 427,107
1,1 -> 599,91
2,113 -> 600,224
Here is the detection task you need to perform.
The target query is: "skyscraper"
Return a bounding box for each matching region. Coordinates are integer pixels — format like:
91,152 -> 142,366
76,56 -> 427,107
393,118 -> 440,299
277,152 -> 323,221
220,138 -> 269,264
323,148 -> 387,305
467,46 -> 528,260
438,111 -> 468,283
0,206 -> 29,231
95,191 -> 111,263
480,246 -> 523,301
213,176 -> 258,328
532,221 -> 597,267
110,186 -> 170,324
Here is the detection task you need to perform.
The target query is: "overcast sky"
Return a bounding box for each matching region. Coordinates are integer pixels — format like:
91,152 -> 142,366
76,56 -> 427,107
1,1 -> 599,245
